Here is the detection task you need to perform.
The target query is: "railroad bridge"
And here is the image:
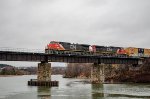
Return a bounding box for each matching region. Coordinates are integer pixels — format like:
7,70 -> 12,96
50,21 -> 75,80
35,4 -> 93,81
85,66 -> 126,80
0,50 -> 141,85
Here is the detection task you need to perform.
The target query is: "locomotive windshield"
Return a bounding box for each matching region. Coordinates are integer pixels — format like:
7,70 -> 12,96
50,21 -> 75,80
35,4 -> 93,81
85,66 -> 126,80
50,41 -> 58,44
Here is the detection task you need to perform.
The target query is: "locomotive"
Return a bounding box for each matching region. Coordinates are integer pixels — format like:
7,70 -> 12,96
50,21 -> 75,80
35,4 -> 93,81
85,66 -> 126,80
45,41 -> 126,57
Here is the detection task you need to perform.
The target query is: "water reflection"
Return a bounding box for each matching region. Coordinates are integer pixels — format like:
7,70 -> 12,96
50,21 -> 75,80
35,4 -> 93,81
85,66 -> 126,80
92,84 -> 105,98
37,87 -> 51,99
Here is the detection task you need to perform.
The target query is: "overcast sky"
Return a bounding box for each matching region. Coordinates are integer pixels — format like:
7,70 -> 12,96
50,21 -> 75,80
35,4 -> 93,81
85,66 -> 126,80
0,0 -> 150,66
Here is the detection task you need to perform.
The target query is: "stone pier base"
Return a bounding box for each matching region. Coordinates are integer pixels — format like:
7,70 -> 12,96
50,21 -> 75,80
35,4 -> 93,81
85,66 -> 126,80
37,62 -> 51,81
28,62 -> 59,87
91,63 -> 105,84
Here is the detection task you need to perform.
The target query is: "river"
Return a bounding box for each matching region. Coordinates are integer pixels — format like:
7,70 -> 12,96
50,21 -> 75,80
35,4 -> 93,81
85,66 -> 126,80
0,75 -> 150,99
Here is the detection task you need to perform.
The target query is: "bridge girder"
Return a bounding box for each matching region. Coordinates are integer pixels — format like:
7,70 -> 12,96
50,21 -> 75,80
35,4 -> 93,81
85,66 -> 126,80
0,51 -> 139,64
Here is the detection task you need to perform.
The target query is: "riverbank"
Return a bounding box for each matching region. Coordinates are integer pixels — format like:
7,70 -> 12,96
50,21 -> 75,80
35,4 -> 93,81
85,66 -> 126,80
0,75 -> 23,77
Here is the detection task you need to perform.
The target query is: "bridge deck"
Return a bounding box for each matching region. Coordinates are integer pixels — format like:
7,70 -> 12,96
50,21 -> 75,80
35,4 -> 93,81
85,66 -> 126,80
0,51 -> 139,64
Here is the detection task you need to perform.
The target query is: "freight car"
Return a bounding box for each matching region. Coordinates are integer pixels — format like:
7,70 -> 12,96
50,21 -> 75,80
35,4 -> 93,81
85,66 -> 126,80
45,41 -> 126,57
119,47 -> 150,57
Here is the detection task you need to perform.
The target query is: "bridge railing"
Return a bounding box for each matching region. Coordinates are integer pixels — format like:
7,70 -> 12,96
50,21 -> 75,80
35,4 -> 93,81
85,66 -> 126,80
0,47 -> 45,53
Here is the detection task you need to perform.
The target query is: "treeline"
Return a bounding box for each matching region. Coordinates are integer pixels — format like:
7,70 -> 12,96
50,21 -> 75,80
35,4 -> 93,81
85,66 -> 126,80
105,58 -> 150,83
0,65 -> 24,75
0,67 -> 16,75
64,63 -> 91,78
51,67 -> 66,75
0,64 -> 67,75
0,64 -> 37,75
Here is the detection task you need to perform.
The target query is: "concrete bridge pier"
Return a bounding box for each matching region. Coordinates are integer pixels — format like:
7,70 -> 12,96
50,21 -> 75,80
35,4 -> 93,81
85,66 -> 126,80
91,63 -> 105,84
37,62 -> 51,81
28,62 -> 59,87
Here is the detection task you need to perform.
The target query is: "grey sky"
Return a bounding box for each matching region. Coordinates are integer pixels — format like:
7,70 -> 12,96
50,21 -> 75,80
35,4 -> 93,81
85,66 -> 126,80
0,0 -> 150,66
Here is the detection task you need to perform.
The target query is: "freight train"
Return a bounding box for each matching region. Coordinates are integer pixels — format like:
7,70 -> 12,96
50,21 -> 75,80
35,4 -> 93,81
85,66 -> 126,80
45,41 -> 150,58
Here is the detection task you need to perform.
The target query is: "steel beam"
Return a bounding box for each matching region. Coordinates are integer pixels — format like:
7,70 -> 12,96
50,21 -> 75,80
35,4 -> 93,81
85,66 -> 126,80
0,51 -> 139,64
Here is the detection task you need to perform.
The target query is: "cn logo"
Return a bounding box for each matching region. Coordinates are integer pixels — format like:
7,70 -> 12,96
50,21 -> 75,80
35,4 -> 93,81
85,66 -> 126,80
70,44 -> 76,50
107,48 -> 112,51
